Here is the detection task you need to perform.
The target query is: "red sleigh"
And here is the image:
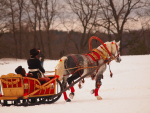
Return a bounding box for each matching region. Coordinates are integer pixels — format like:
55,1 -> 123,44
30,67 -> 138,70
0,72 -> 62,106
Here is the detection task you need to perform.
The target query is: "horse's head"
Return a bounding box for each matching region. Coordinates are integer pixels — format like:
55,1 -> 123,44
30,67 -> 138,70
110,40 -> 121,63
97,40 -> 121,63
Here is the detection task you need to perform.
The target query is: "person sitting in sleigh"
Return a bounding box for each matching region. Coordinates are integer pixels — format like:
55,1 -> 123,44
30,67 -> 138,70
15,65 -> 33,77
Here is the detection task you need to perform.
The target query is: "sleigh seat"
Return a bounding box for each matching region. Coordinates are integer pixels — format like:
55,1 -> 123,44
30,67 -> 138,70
0,73 -> 24,100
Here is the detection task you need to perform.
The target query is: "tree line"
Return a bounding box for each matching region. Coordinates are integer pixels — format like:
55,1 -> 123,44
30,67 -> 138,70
0,0 -> 150,59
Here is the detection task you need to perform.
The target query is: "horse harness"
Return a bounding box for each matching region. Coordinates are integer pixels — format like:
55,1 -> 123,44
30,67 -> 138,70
71,47 -> 109,80
70,42 -> 120,80
84,48 -> 109,79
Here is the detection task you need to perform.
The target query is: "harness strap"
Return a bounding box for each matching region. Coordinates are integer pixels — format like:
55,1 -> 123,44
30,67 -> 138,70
92,48 -> 108,61
70,54 -> 84,84
83,54 -> 95,66
70,54 -> 82,77
83,54 -> 98,80
87,52 -> 100,61
84,49 -> 108,80
89,36 -> 112,56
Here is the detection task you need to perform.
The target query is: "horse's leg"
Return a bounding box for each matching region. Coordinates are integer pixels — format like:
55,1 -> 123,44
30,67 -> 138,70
62,76 -> 71,102
67,70 -> 82,99
69,86 -> 75,99
91,63 -> 106,100
62,72 -> 81,101
94,74 -> 103,100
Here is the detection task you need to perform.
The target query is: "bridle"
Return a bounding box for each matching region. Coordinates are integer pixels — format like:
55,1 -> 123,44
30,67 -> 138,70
111,42 -> 120,61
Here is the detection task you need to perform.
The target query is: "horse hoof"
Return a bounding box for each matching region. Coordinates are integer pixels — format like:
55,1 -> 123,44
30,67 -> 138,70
66,98 -> 71,102
69,92 -> 74,99
90,89 -> 95,94
96,96 -> 102,100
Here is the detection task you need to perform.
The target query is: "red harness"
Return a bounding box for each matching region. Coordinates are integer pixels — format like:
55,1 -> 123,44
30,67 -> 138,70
83,49 -> 105,80
86,51 -> 101,62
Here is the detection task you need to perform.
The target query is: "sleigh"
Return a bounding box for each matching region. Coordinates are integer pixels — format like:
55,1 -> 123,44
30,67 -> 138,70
0,71 -> 63,106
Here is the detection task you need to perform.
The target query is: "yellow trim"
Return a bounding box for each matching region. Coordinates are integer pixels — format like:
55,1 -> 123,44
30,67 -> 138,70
0,96 -> 19,100
55,59 -> 62,68
92,48 -> 108,60
35,83 -> 52,90
1,78 -> 20,85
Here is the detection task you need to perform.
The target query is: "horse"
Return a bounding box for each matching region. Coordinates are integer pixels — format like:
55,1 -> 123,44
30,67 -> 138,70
56,40 -> 121,102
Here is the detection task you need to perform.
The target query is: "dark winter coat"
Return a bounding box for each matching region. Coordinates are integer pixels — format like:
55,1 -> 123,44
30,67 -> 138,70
27,57 -> 45,79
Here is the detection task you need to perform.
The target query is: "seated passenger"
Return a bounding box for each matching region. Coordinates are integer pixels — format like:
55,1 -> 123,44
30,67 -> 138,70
15,66 -> 33,77
15,66 -> 26,77
15,65 -> 49,85
15,66 -> 28,104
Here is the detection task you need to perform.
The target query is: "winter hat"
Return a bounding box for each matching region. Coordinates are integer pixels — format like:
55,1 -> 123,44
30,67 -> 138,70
15,66 -> 22,74
30,48 -> 39,57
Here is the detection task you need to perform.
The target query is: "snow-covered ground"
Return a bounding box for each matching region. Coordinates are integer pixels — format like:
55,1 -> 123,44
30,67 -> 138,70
0,55 -> 150,113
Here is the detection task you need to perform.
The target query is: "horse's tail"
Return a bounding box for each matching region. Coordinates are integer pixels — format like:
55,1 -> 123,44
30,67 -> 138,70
56,56 -> 68,81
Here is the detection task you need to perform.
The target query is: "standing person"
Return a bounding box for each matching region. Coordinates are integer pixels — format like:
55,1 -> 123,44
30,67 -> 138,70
27,48 -> 45,79
37,48 -> 45,67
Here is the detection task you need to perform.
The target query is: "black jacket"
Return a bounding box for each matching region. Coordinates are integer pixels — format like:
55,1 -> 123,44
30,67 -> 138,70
27,57 -> 45,79
27,57 -> 45,73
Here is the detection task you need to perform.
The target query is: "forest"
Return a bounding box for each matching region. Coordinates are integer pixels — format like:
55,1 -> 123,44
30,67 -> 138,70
0,0 -> 150,59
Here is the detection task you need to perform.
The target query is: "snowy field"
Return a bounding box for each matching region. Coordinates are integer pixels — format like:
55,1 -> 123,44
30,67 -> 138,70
0,55 -> 150,113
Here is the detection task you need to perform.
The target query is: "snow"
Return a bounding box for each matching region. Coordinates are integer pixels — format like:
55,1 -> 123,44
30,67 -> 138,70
0,55 -> 150,113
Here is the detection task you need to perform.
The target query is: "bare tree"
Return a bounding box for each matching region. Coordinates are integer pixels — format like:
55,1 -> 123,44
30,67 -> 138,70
96,0 -> 146,54
138,0 -> 150,29
66,0 -> 99,53
26,0 -> 40,48
16,0 -> 25,58
4,0 -> 19,58
59,8 -> 80,54
42,0 -> 61,58
36,0 -> 45,54
136,0 -> 150,54
0,0 -> 8,38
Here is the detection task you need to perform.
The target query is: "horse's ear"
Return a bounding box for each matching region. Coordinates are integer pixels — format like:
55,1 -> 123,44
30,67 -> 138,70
117,41 -> 120,46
